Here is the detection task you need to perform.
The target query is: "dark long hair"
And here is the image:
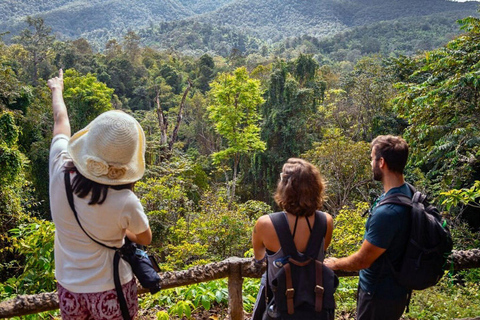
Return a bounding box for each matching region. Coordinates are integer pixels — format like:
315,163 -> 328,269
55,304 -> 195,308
64,161 -> 134,205
274,158 -> 325,217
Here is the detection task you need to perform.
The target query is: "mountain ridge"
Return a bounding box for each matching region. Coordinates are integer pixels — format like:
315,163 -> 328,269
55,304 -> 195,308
0,0 -> 478,54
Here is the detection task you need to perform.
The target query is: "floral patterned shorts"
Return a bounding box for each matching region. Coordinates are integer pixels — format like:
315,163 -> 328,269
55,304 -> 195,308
57,278 -> 138,320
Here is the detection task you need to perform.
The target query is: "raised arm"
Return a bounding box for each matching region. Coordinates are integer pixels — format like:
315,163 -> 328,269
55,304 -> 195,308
48,69 -> 71,137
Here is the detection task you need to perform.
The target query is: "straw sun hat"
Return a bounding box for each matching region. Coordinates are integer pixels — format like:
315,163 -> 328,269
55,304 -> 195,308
67,110 -> 146,185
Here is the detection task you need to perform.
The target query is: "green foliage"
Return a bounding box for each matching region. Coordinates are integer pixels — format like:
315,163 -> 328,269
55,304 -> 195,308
163,192 -> 257,270
63,69 -> 114,132
12,17 -> 55,85
140,278 -> 260,317
327,203 -> 368,257
302,131 -> 373,214
208,67 -> 266,165
251,57 -> 322,202
208,66 -> 266,202
0,111 -> 29,281
440,181 -> 480,251
333,276 -> 359,318
136,155 -> 205,246
318,55 -> 403,143
0,62 -> 25,110
6,218 -> 55,295
392,16 -> 480,189
440,180 -> 480,212
0,111 -> 25,185
407,276 -> 480,319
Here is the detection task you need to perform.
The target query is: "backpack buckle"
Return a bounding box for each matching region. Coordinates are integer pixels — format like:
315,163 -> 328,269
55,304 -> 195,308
315,285 -> 324,294
285,288 -> 295,298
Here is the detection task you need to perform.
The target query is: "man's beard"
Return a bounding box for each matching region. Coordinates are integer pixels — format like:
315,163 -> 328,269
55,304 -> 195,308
373,163 -> 383,182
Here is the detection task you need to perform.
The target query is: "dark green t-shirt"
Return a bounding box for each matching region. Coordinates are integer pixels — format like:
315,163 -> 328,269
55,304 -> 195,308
359,183 -> 412,299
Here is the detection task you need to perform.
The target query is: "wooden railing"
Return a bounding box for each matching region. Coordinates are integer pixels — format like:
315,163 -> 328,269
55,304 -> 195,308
1,249 -> 479,319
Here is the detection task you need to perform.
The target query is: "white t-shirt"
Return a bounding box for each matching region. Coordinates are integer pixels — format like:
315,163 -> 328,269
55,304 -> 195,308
49,134 -> 149,293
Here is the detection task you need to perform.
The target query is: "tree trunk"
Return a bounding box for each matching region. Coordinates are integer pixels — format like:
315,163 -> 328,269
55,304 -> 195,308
155,90 -> 168,146
168,80 -> 192,152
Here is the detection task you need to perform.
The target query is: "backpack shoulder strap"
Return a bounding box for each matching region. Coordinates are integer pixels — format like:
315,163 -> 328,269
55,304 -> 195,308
378,193 -> 413,208
377,182 -> 418,208
305,211 -> 326,258
269,212 -> 297,257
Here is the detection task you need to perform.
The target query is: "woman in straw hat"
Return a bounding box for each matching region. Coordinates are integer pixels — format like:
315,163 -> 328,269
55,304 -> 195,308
48,69 -> 151,319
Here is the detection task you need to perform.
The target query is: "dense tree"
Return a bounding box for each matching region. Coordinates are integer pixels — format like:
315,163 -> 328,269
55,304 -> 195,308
250,57 -> 321,202
207,67 -> 265,204
63,69 -> 114,132
194,54 -> 215,93
53,38 -> 95,75
392,16 -> 480,191
302,131 -> 373,214
0,111 -> 27,281
13,17 -> 55,86
324,55 -> 402,142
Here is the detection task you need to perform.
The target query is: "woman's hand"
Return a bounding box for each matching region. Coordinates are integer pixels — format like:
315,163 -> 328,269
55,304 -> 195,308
48,69 -> 64,92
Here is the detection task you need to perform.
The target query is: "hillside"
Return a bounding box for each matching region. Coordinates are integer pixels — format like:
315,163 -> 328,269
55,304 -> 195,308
194,0 -> 478,41
278,10 -> 474,60
0,0 -> 478,53
195,0 -> 346,43
0,0 -> 195,45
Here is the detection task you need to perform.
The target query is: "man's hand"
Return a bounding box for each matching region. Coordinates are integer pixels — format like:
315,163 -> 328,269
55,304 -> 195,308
48,69 -> 64,92
324,257 -> 338,270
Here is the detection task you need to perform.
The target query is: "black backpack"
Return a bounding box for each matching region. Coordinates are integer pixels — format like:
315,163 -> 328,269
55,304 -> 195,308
265,211 -> 337,320
377,183 -> 453,291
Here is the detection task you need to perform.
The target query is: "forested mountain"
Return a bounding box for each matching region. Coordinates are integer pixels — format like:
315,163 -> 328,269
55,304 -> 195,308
1,0 -> 478,53
0,0 -> 195,45
196,0 -> 478,42
279,11 -> 473,61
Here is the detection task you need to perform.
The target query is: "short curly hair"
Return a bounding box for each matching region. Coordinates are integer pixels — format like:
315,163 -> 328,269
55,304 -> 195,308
274,158 -> 325,217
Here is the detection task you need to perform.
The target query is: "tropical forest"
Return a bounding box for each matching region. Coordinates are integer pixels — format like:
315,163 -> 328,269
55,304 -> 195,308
1,0 -> 480,319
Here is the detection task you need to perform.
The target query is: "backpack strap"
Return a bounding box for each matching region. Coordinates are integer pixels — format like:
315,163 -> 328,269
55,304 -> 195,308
377,193 -> 412,208
269,212 -> 297,257
284,263 -> 294,315
64,170 -> 131,320
306,211 -> 327,259
315,260 -> 324,312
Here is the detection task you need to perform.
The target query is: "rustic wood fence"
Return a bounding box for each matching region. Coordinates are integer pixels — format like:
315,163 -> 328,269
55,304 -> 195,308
1,249 -> 479,319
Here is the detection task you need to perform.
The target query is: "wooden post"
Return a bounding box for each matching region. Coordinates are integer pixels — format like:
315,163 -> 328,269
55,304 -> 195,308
228,257 -> 244,320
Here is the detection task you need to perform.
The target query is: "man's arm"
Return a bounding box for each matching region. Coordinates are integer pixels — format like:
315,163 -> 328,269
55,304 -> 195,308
48,69 -> 71,137
324,240 -> 386,271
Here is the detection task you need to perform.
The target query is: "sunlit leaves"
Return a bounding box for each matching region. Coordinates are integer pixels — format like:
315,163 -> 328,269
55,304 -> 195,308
208,67 -> 266,165
391,16 -> 480,189
63,69 -> 114,132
